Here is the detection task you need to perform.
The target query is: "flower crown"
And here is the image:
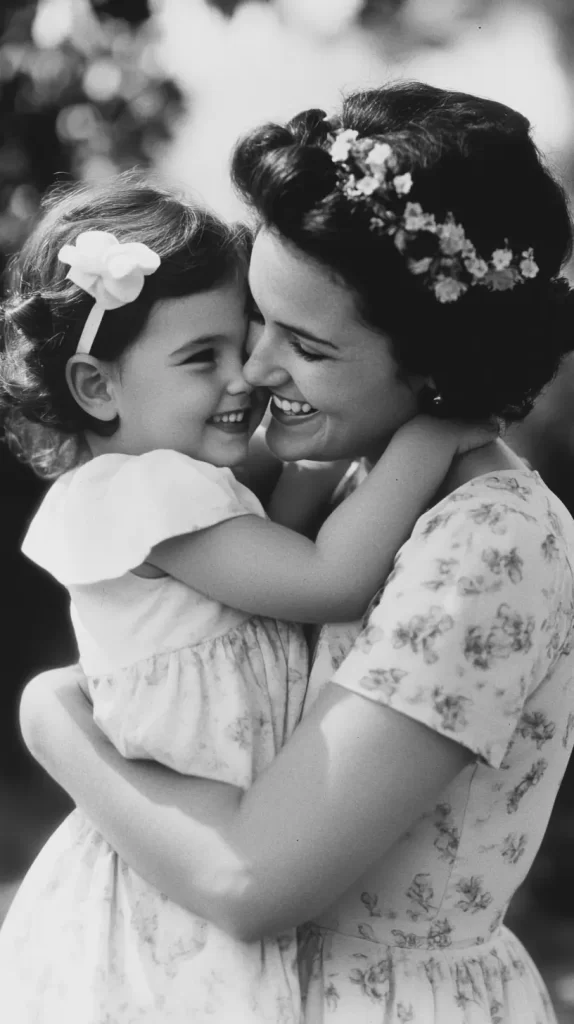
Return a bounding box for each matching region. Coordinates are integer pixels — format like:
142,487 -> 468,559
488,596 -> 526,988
327,128 -> 539,304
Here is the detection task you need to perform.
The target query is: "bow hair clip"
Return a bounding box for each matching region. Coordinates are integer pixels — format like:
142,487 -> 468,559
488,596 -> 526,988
58,230 -> 161,354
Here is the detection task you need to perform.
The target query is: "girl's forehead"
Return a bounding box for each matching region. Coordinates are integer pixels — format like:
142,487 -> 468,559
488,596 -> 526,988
139,285 -> 247,346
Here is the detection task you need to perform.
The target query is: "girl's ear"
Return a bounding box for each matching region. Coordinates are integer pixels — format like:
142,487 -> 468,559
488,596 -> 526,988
65,355 -> 119,423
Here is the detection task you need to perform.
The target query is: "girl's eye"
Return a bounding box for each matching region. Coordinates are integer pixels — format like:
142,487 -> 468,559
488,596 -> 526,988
182,348 -> 216,366
289,338 -> 326,362
248,304 -> 264,326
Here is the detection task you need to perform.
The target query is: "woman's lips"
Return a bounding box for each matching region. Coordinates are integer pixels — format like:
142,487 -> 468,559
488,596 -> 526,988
270,394 -> 318,423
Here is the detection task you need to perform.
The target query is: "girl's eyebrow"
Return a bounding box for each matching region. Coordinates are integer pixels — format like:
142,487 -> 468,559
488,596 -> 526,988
170,334 -> 222,358
275,320 -> 337,349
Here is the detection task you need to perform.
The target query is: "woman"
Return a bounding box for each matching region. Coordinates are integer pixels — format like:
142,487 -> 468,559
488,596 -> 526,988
19,83 -> 574,1022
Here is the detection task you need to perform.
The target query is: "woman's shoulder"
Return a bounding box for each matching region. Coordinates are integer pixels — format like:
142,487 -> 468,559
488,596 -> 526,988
413,468 -> 573,553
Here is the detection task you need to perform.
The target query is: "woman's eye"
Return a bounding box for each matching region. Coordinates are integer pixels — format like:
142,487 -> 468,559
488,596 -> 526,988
182,348 -> 216,366
289,338 -> 326,362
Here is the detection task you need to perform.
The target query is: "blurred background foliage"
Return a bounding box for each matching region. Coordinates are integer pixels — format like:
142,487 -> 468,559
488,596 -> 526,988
2,1 -> 574,1019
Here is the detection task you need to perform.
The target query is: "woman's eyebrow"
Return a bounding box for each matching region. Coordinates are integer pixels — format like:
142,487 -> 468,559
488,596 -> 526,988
275,320 -> 337,349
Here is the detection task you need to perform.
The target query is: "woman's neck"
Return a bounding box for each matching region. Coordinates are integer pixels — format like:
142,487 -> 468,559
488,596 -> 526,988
433,437 -> 528,504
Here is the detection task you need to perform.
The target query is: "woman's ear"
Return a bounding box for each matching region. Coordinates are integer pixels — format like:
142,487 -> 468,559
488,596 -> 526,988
65,355 -> 119,423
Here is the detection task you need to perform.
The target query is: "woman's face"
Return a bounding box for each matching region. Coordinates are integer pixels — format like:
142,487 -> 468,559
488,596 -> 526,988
244,229 -> 422,463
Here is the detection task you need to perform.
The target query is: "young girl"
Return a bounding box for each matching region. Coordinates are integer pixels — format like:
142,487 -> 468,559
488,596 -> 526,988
0,173 -> 473,1023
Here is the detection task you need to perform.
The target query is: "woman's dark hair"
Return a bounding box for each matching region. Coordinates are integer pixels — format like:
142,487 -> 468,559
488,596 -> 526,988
0,171 -> 250,477
232,81 -> 574,422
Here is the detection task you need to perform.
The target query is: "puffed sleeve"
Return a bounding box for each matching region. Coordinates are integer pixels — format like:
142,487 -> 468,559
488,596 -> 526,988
331,486 -> 565,768
22,449 -> 264,586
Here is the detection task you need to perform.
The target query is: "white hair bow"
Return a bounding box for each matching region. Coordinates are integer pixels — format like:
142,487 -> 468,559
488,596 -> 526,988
58,230 -> 161,354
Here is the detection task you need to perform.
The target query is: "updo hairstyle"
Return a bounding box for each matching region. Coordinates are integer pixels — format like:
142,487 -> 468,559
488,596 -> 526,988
232,82 -> 574,422
0,172 -> 250,477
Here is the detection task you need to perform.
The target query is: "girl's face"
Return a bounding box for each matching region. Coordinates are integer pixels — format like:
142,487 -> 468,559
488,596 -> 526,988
109,282 -> 264,467
244,230 -> 421,463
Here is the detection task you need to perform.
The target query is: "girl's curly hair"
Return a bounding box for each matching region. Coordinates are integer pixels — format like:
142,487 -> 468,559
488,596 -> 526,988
0,171 -> 250,478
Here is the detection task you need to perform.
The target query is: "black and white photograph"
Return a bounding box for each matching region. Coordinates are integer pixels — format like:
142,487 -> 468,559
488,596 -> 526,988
2,2 -> 574,1022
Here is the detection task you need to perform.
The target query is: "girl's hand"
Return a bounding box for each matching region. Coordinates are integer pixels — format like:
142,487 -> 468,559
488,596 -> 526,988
404,414 -> 497,457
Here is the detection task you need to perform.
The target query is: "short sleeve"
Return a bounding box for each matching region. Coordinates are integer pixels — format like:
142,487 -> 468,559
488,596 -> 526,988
22,449 -> 265,586
331,488 -> 555,768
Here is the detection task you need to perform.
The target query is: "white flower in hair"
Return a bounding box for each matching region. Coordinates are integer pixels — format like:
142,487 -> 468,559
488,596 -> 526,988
58,230 -> 161,310
329,129 -> 359,163
355,175 -> 380,196
365,143 -> 392,173
434,276 -> 468,303
393,172 -> 413,196
491,247 -> 513,271
464,253 -> 489,279
58,230 -> 161,354
519,248 -> 539,279
438,217 -> 467,256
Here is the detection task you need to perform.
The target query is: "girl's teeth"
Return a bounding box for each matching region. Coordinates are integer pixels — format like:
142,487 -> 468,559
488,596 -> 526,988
272,396 -> 315,416
212,411 -> 246,424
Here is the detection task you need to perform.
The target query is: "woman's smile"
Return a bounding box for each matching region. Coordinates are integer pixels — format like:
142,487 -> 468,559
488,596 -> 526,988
270,392 -> 318,421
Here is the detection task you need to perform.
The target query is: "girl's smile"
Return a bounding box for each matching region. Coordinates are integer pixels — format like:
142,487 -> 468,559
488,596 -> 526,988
87,283 -> 262,467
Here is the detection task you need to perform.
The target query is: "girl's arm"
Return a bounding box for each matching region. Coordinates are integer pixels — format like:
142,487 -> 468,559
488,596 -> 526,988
149,416 -> 465,623
21,669 -> 471,941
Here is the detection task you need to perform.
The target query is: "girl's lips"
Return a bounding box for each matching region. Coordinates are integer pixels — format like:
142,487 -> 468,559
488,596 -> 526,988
208,408 -> 251,435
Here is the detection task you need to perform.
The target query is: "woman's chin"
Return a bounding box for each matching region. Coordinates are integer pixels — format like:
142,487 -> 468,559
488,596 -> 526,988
264,414 -> 336,461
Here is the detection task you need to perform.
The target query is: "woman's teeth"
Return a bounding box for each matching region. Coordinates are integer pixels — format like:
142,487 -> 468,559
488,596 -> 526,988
211,410 -> 247,424
272,396 -> 315,416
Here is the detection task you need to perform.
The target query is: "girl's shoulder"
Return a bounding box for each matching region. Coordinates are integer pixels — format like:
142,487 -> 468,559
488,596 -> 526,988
22,450 -> 265,587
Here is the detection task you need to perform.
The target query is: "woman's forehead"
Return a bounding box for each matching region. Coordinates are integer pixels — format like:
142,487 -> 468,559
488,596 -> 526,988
249,229 -> 355,326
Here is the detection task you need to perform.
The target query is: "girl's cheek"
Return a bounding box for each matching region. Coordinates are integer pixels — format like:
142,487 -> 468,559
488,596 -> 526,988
245,321 -> 263,358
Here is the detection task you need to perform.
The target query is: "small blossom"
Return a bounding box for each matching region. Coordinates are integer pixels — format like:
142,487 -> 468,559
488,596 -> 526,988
434,276 -> 468,303
370,215 -> 385,232
403,202 -> 436,233
465,255 -> 489,279
355,175 -> 380,196
365,142 -> 392,173
519,249 -> 539,279
393,227 -> 408,253
484,267 -> 519,292
393,172 -> 413,195
491,247 -> 513,270
408,256 -> 433,275
329,129 -> 359,163
438,218 -> 467,256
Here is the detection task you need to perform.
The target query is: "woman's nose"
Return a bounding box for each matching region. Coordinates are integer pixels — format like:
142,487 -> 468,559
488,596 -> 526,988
243,333 -> 289,389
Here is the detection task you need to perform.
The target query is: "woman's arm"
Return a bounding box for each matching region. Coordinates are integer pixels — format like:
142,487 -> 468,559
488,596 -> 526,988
21,668 -> 471,941
150,416 -> 465,623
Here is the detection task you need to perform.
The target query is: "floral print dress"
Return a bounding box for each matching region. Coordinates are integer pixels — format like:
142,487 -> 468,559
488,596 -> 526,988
0,450 -> 308,1024
300,468 -> 574,1024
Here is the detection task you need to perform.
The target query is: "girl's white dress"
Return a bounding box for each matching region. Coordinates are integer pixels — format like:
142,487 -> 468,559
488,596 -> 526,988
0,449 -> 308,1024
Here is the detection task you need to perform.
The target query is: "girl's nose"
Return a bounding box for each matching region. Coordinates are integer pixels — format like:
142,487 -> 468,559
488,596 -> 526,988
226,370 -> 253,397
